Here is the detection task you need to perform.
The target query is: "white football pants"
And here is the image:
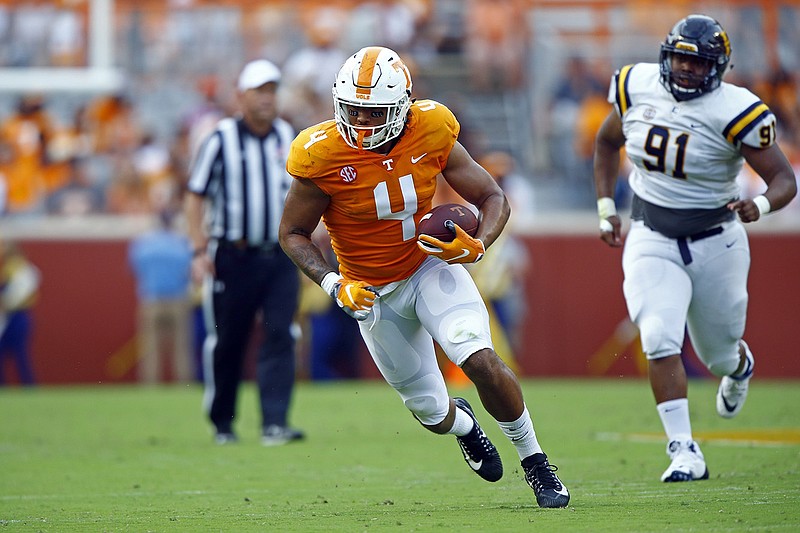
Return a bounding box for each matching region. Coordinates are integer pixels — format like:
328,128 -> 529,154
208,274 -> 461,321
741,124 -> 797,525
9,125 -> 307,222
358,256 -> 494,425
622,219 -> 750,377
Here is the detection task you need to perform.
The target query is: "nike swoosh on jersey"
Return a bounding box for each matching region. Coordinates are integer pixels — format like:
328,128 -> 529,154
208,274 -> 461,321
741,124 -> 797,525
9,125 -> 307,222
411,153 -> 428,164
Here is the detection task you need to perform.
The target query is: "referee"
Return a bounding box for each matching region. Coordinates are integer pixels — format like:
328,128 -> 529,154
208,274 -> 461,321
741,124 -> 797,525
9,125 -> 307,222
185,59 -> 303,446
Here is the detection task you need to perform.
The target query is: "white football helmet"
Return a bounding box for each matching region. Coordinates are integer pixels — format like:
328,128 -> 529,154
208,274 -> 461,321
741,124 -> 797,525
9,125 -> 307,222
332,46 -> 412,150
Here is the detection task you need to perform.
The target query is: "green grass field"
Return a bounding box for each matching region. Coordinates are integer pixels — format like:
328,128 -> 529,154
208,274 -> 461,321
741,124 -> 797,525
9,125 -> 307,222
2,378 -> 799,532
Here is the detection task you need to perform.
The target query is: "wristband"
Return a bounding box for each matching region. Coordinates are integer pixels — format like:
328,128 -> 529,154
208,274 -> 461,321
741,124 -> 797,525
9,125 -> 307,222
752,195 -> 771,216
320,272 -> 341,296
597,196 -> 617,220
597,197 -> 617,220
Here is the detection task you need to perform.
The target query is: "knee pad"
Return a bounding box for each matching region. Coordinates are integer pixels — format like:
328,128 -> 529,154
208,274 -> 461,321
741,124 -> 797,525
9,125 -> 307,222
639,316 -> 682,359
404,393 -> 448,426
706,353 -> 740,378
391,372 -> 450,426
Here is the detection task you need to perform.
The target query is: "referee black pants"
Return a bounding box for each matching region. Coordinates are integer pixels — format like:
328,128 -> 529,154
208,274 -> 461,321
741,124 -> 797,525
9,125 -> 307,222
203,241 -> 299,434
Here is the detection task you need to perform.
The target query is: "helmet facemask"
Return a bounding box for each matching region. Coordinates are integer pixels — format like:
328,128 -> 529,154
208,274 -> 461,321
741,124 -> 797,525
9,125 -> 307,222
658,14 -> 731,102
660,49 -> 719,101
332,47 -> 412,150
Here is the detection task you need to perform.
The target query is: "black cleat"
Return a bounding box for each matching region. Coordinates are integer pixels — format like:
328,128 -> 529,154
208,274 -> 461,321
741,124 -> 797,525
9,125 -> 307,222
522,453 -> 570,508
453,397 -> 503,482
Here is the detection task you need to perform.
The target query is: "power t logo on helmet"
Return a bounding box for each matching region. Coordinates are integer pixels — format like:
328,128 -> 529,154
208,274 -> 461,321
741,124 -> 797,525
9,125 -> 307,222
332,46 -> 413,150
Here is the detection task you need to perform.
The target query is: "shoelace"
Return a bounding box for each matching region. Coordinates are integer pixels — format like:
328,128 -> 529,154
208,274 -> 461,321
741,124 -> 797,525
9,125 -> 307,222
526,462 -> 562,491
460,427 -> 495,459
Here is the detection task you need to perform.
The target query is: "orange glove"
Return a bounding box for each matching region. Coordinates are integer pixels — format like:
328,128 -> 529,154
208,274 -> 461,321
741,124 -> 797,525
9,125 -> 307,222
417,222 -> 485,264
321,273 -> 378,320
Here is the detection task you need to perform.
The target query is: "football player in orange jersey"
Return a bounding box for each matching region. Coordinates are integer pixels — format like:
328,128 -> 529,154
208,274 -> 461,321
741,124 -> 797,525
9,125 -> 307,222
279,46 -> 569,508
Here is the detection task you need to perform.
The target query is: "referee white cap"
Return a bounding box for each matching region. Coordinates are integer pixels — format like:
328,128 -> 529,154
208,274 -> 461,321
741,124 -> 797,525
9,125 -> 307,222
237,59 -> 281,91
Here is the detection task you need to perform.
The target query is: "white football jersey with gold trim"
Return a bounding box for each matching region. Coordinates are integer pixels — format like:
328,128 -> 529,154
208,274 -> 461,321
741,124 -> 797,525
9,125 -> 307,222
608,63 -> 776,209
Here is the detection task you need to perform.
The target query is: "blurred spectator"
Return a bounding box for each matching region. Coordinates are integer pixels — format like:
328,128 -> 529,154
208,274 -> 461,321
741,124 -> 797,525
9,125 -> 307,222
45,157 -> 105,216
133,132 -> 170,186
463,0 -> 528,92
84,93 -> 142,157
279,9 -> 348,130
344,0 -> 426,54
181,75 -> 228,161
128,209 -> 194,384
44,105 -> 105,216
132,132 -> 181,213
553,57 -> 606,105
105,161 -> 152,215
0,239 -> 40,386
548,57 -> 607,206
478,151 -> 536,228
0,94 -> 55,215
574,84 -> 617,208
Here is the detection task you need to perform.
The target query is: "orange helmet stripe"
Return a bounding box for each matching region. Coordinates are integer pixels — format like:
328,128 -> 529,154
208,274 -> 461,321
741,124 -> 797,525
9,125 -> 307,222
355,47 -> 382,99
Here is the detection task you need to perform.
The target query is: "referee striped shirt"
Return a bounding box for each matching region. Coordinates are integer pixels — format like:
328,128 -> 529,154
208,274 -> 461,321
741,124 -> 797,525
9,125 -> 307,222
188,117 -> 295,246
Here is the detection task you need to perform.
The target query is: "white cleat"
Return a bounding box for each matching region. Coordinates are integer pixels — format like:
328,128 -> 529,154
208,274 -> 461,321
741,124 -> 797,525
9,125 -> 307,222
716,341 -> 754,419
660,439 -> 709,482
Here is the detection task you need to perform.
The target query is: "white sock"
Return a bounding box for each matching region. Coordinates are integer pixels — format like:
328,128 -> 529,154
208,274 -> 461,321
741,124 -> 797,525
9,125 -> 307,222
497,405 -> 542,460
656,398 -> 692,443
448,404 -> 474,437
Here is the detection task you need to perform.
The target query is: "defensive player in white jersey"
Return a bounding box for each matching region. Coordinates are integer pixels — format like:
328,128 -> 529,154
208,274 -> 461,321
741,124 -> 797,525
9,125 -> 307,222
279,46 -> 569,508
594,14 -> 797,482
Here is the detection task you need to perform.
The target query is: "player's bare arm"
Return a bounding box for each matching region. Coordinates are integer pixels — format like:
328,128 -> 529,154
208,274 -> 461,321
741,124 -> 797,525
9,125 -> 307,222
593,111 -> 627,247
727,144 -> 798,223
442,141 -> 510,249
278,177 -> 333,285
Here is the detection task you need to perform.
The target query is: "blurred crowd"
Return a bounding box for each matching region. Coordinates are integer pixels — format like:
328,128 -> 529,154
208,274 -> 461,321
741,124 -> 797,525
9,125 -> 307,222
1,0 -> 799,219
0,0 -> 536,219
0,91 -> 182,217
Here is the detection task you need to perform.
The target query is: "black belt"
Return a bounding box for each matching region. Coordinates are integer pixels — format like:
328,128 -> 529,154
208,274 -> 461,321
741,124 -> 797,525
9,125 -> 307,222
676,226 -> 724,265
218,239 -> 280,254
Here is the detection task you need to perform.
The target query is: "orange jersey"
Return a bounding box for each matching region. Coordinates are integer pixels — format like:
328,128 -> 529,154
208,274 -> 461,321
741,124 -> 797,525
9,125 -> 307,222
287,100 -> 460,285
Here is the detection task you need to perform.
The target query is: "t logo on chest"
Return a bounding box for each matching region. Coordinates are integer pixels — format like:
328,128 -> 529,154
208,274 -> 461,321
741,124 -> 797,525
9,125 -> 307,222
382,158 -> 395,171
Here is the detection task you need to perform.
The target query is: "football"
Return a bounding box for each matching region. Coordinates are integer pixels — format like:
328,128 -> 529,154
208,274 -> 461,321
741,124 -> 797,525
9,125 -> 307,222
417,203 -> 479,243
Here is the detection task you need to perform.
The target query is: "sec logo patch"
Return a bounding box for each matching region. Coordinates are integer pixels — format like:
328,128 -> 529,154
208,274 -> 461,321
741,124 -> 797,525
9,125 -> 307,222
340,166 -> 357,183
